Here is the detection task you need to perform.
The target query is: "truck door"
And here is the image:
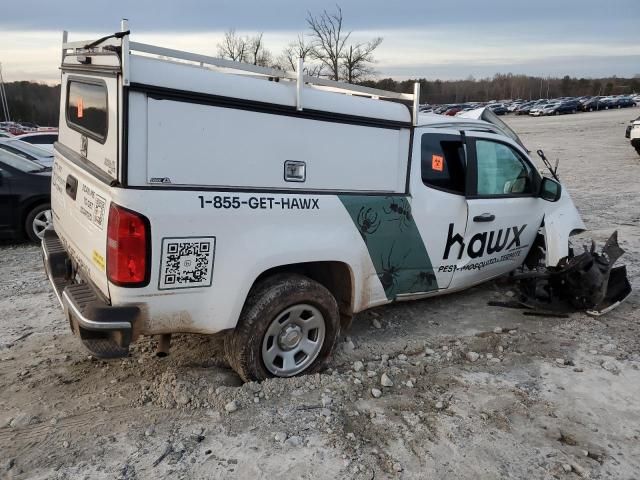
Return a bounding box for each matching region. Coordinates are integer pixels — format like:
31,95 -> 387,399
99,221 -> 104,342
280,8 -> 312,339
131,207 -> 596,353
448,131 -> 546,289
408,128 -> 469,292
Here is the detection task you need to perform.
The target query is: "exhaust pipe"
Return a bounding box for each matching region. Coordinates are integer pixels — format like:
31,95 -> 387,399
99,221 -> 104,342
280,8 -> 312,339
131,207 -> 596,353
156,334 -> 171,357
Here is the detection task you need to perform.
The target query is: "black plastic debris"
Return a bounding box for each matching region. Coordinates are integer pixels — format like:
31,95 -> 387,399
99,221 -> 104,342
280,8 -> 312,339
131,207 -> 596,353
512,231 -> 632,316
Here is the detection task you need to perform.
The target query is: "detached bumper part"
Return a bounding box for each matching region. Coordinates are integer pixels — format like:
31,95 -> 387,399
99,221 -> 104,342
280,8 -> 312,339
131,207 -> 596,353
42,230 -> 139,350
516,231 -> 632,315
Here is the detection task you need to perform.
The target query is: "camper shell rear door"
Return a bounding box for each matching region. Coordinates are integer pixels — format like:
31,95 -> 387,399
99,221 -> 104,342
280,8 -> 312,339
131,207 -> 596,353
52,46 -> 122,298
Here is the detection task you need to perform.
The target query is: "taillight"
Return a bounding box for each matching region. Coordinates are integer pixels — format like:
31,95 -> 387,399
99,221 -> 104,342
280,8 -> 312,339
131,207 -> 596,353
107,203 -> 150,286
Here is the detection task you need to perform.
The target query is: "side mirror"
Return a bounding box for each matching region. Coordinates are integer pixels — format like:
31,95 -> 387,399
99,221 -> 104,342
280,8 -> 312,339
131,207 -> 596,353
540,177 -> 562,202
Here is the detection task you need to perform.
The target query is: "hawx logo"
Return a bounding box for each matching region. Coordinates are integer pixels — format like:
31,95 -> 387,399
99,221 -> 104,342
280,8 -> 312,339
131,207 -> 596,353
443,223 -> 527,260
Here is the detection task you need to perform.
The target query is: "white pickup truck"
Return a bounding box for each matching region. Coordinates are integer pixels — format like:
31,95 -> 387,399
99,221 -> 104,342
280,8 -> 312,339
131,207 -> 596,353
627,116 -> 640,156
42,24 -> 629,381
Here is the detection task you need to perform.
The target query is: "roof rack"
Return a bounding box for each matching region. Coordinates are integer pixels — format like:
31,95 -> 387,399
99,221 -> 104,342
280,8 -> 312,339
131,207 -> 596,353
62,20 -> 421,126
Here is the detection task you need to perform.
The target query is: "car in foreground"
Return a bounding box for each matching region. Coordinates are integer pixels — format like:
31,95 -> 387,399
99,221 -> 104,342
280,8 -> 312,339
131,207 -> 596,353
0,138 -> 54,167
0,149 -> 52,242
15,132 -> 59,153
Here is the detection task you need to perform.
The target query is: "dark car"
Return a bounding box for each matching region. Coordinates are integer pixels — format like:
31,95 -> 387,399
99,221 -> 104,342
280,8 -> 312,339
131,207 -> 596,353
0,149 -> 52,242
580,97 -> 607,112
515,102 -> 536,115
488,103 -> 509,115
556,100 -> 579,114
613,97 -> 637,109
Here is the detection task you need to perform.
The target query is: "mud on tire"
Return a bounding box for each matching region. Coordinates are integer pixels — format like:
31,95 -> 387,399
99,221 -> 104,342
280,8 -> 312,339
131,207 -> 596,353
224,273 -> 340,382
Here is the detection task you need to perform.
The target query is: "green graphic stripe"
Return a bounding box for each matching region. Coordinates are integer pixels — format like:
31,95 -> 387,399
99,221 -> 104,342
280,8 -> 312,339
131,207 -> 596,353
338,195 -> 439,300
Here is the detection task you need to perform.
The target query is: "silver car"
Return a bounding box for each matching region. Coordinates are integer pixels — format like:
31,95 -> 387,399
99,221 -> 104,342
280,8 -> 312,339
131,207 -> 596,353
0,138 -> 54,167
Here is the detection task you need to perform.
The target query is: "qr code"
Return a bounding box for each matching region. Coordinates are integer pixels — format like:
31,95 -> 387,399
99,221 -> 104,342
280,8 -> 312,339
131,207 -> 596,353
93,195 -> 106,229
159,237 -> 216,290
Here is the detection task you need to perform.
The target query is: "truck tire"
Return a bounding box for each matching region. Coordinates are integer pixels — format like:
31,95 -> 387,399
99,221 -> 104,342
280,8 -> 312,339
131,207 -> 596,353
25,203 -> 52,242
81,338 -> 129,359
225,273 -> 340,382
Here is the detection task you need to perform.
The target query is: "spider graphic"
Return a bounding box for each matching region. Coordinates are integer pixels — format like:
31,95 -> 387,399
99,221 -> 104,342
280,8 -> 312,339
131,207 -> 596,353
356,207 -> 381,241
377,243 -> 411,294
384,197 -> 413,231
410,270 -> 437,291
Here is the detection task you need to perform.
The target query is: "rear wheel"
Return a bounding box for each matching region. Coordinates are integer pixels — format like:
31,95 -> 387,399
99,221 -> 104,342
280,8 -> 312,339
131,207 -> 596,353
25,203 -> 52,242
225,273 -> 340,382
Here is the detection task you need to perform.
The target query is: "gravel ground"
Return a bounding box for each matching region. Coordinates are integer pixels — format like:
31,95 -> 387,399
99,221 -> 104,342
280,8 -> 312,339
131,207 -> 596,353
1,107 -> 639,479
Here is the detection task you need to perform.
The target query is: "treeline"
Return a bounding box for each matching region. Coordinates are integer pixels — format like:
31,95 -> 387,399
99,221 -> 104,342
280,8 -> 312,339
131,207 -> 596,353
362,74 -> 640,105
2,74 -> 639,126
2,81 -> 60,126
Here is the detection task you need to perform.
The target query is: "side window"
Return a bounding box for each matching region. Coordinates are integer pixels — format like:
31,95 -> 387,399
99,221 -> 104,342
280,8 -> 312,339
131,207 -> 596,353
475,140 -> 533,196
421,133 -> 466,194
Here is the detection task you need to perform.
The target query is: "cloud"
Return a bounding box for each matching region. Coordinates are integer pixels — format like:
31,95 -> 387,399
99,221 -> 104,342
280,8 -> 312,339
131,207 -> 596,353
0,0 -> 637,82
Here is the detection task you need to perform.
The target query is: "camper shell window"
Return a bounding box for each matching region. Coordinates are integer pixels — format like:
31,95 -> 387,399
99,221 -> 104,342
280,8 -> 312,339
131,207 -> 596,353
66,79 -> 108,143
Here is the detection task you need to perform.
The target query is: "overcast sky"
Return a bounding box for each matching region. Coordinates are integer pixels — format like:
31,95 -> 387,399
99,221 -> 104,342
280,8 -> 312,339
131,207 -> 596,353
1,0 -> 638,83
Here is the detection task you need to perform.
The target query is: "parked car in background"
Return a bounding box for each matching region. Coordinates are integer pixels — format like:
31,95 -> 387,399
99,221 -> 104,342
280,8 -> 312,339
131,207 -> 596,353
0,149 -> 52,242
487,103 -> 508,115
515,102 -> 535,115
530,103 -> 552,116
0,139 -> 54,167
613,97 -> 637,109
556,100 -> 579,114
0,130 -> 12,138
15,132 -> 58,153
580,97 -> 607,112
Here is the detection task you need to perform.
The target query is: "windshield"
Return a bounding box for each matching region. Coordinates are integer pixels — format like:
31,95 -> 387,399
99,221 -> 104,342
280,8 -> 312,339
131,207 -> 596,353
5,139 -> 53,158
0,149 -> 46,173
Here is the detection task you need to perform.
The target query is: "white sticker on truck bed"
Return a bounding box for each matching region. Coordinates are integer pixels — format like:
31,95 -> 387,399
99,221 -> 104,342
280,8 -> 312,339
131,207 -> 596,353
159,237 -> 216,290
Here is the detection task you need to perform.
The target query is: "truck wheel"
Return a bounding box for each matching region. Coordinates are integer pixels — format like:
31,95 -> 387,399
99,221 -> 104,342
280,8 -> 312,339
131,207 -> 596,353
25,203 -> 52,242
81,338 -> 129,358
225,273 -> 340,382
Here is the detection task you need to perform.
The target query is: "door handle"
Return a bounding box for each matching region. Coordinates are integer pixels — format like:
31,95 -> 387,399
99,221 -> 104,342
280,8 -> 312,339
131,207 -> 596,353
66,175 -> 78,200
473,213 -> 495,223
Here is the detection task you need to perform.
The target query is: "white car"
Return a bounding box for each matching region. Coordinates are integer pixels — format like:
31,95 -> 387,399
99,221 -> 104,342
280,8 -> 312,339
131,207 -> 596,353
42,25 -> 629,381
15,132 -> 59,153
0,138 -> 54,167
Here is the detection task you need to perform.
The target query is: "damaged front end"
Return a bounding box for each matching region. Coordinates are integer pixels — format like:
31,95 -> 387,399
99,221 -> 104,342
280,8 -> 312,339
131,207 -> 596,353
515,231 -> 632,316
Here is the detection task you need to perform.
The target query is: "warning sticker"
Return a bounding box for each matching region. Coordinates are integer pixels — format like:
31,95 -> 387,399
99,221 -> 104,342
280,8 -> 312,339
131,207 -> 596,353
159,237 -> 216,290
77,97 -> 84,118
432,154 -> 444,172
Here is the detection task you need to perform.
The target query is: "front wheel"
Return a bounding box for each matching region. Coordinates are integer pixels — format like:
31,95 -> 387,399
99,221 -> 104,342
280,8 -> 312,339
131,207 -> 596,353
25,203 -> 52,242
225,273 -> 340,382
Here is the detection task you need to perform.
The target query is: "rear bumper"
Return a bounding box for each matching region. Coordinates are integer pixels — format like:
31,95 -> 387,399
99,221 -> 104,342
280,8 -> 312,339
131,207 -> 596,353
42,229 -> 140,345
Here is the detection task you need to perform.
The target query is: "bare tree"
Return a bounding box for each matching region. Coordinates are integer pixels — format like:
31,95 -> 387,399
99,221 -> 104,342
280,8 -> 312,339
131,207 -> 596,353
217,29 -> 249,62
279,35 -> 313,70
217,30 -> 271,66
306,6 -> 351,81
247,33 -> 273,67
341,37 -> 382,83
306,5 -> 383,83
277,34 -> 324,77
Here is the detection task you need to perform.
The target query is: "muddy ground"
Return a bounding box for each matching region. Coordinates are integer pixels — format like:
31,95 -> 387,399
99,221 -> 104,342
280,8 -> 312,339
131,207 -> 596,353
1,108 -> 639,479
